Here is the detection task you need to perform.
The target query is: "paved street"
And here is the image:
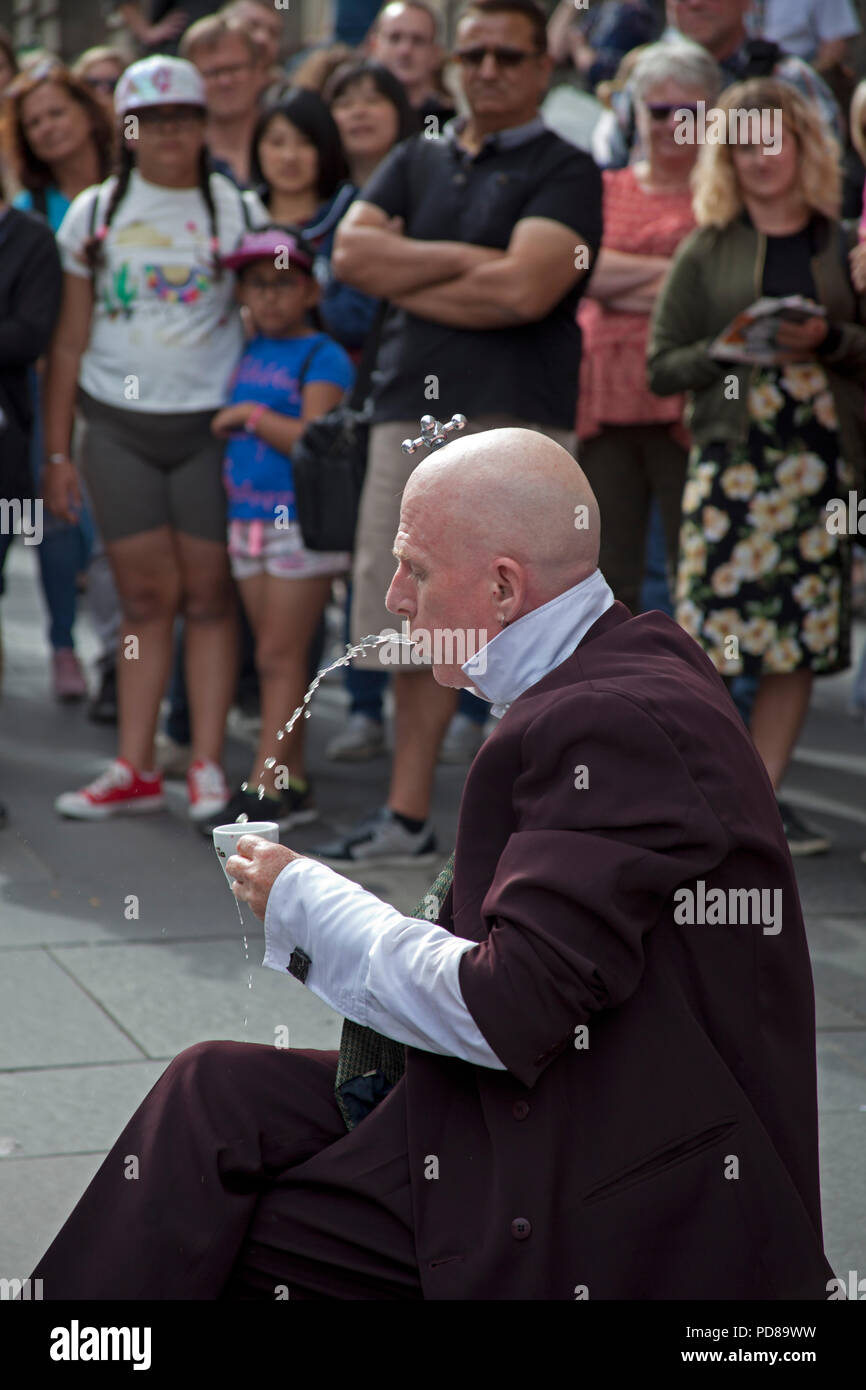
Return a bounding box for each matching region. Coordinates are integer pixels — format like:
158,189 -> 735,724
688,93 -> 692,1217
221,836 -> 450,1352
0,538 -> 864,1288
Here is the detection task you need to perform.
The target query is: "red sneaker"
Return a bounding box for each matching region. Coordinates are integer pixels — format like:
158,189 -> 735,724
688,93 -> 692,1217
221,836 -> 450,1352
187,759 -> 229,822
55,759 -> 163,820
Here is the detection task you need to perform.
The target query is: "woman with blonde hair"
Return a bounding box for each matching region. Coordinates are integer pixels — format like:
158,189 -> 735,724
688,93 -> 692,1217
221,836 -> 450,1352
70,47 -> 128,116
649,78 -> 865,856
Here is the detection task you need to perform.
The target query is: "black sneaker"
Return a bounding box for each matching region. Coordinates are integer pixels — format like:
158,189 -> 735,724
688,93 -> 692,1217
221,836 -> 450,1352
272,778 -> 318,832
313,806 -> 437,866
198,786 -> 275,838
87,665 -> 117,725
777,800 -> 831,856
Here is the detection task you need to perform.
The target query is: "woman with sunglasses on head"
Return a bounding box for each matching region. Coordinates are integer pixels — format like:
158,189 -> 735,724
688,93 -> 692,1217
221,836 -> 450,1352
577,41 -> 723,621
43,56 -> 267,823
649,79 -> 866,858
7,65 -> 114,703
70,48 -> 128,118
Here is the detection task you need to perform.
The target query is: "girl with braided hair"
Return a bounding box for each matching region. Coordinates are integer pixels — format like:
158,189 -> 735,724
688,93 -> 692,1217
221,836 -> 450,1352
43,56 -> 268,822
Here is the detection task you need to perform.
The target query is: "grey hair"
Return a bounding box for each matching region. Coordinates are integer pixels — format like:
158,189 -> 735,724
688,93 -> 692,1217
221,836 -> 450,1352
630,40 -> 724,104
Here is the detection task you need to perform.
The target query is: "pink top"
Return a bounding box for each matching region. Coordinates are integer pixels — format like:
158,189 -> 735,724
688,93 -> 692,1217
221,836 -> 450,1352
577,166 -> 696,444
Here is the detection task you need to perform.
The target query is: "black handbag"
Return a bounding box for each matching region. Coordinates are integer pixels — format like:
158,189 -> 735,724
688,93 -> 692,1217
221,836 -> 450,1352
292,303 -> 388,552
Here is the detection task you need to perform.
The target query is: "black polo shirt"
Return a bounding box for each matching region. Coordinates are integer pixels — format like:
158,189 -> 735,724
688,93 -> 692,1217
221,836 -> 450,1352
357,116 -> 602,428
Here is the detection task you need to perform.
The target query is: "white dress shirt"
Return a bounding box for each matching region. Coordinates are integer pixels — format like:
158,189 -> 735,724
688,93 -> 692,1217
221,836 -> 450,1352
263,568 -> 615,1068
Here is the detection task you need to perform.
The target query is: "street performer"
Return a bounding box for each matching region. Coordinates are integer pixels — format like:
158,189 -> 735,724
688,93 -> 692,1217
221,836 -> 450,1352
31,426 -> 833,1299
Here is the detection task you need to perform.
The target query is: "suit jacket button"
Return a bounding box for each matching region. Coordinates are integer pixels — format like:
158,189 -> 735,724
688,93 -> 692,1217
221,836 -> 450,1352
512,1100 -> 529,1120
511,1217 -> 531,1240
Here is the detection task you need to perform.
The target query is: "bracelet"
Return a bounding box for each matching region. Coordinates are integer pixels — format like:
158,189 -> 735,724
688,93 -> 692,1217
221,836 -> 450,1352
47,453 -> 70,465
245,404 -> 267,435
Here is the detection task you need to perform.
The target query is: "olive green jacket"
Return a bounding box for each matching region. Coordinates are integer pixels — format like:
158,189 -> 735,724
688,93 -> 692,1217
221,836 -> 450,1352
647,214 -> 866,491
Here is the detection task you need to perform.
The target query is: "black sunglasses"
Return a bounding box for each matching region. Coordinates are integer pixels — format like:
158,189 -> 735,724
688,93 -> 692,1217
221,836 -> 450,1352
455,45 -> 542,68
646,102 -> 700,121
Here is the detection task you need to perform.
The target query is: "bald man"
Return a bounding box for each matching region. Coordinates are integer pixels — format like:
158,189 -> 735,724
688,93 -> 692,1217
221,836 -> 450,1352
31,431 -> 833,1300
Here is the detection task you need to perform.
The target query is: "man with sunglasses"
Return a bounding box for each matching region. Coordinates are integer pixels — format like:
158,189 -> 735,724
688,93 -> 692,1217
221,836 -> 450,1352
330,0 -> 603,869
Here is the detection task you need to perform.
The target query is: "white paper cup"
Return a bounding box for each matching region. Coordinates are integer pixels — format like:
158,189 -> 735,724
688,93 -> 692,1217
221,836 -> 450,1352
212,821 -> 279,885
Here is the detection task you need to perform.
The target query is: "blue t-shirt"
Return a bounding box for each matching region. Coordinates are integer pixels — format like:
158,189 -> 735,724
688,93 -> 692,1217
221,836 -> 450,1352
13,186 -> 71,235
223,333 -> 354,522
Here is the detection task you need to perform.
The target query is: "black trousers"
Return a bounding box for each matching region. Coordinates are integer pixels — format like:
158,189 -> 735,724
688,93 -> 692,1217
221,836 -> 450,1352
31,1042 -> 423,1300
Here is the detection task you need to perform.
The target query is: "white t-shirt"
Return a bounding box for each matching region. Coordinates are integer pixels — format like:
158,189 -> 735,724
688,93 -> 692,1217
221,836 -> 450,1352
56,169 -> 267,413
757,0 -> 860,60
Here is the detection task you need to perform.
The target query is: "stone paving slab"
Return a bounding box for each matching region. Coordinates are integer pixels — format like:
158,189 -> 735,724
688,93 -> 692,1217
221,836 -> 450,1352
818,1110 -> 866,1279
0,1060 -> 166,1160
816,1032 -> 866,1110
0,1154 -> 104,1278
0,949 -> 144,1069
48,938 -> 344,1060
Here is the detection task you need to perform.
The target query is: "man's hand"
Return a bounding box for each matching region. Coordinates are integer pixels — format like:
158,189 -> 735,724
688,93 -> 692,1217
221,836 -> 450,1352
226,836 -> 305,921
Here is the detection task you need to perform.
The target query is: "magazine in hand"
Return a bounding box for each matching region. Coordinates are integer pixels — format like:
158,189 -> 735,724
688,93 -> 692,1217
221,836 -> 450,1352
709,296 -> 826,365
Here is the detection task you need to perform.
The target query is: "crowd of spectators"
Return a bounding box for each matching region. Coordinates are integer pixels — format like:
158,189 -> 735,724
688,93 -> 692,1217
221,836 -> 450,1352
1,0 -> 865,861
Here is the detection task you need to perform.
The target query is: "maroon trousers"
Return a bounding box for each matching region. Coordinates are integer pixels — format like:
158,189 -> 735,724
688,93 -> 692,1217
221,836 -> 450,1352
31,1042 -> 423,1300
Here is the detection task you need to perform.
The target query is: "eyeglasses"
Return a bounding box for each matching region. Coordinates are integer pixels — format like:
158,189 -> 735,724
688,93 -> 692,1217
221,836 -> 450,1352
136,107 -> 203,126
646,102 -> 700,121
198,60 -> 254,82
243,277 -> 305,293
454,46 -> 542,68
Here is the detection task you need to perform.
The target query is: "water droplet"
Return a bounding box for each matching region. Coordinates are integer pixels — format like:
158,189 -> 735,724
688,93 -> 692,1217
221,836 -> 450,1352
257,785 -> 266,800
240,781 -> 248,792
276,729 -> 284,740
235,813 -> 249,824
264,757 -> 276,769
304,709 -> 311,718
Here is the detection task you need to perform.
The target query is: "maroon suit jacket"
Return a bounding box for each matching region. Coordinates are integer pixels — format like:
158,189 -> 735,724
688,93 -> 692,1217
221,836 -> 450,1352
392,601 -> 832,1299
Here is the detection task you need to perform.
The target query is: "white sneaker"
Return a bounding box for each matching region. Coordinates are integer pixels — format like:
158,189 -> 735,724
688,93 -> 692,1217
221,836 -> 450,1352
155,730 -> 192,778
325,713 -> 386,762
187,759 -> 229,822
438,712 -> 487,765
313,807 -> 437,866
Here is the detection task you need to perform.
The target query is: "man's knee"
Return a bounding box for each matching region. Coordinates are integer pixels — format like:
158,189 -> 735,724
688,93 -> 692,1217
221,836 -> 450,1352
162,1039 -> 251,1092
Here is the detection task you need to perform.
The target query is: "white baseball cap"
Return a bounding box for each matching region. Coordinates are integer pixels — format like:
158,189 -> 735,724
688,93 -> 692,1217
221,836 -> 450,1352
115,56 -> 206,117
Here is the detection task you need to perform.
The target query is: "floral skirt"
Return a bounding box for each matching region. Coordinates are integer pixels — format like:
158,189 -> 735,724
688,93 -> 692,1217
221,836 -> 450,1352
675,363 -> 853,677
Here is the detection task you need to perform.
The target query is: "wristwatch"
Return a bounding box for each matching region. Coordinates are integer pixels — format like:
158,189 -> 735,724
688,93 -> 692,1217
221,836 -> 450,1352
47,453 -> 71,465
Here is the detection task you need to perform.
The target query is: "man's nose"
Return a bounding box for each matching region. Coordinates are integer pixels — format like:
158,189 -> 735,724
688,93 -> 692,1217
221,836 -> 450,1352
385,571 -> 412,617
477,53 -> 501,79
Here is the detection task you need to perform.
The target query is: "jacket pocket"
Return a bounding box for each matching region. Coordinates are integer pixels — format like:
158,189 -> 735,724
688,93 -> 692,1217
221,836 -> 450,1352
582,1118 -> 738,1206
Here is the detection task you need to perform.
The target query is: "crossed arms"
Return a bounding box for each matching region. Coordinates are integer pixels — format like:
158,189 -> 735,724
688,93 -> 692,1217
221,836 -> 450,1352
332,200 -> 593,330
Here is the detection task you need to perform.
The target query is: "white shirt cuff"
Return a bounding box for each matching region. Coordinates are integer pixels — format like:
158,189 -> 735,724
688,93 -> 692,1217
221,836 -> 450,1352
263,857 -> 506,1069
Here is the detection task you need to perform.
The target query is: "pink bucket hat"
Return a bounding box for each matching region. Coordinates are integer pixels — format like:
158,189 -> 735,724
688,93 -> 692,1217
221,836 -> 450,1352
220,228 -> 315,275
